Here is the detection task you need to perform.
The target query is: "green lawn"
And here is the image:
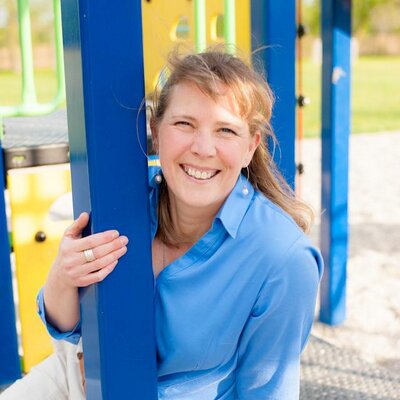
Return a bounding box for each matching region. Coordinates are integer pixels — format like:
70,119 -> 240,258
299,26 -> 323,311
302,56 -> 400,136
1,57 -> 399,136
0,69 -> 60,106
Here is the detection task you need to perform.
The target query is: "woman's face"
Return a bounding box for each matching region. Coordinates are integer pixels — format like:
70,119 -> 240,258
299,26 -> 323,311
154,81 -> 260,214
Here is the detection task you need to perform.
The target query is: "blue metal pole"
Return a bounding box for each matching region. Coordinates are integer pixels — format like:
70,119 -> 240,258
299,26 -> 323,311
60,0 -> 158,398
0,144 -> 21,385
250,0 -> 296,188
319,0 -> 351,325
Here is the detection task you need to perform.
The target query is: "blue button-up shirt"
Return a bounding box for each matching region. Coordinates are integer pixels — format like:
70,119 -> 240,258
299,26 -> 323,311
37,166 -> 323,399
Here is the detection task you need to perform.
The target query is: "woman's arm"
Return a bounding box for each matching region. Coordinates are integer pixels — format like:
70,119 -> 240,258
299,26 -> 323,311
42,212 -> 128,333
235,238 -> 323,399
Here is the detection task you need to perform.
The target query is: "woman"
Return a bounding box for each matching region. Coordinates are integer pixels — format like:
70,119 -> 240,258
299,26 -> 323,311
2,50 -> 322,399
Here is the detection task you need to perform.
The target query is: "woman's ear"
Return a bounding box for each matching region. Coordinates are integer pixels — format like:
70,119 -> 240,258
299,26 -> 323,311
244,131 -> 261,167
150,118 -> 159,153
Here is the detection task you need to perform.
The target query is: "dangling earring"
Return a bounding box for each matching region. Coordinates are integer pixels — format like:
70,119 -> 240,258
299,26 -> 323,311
155,173 -> 162,184
154,144 -> 162,184
242,166 -> 250,196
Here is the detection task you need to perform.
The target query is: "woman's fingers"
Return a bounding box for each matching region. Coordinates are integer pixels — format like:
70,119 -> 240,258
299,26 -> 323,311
65,246 -> 128,287
64,234 -> 128,267
74,229 -> 120,252
64,212 -> 90,239
53,213 -> 129,288
77,260 -> 119,287
81,246 -> 128,276
89,236 -> 129,261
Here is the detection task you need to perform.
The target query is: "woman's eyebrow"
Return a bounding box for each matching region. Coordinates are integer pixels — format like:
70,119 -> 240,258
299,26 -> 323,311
215,120 -> 243,130
170,114 -> 196,121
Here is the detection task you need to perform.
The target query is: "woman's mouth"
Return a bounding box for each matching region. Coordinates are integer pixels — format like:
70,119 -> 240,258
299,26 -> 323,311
182,165 -> 219,180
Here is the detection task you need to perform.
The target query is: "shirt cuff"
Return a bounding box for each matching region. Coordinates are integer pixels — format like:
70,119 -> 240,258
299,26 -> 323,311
36,287 -> 81,345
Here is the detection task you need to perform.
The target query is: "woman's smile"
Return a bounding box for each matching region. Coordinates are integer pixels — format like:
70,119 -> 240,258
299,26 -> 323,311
181,164 -> 220,181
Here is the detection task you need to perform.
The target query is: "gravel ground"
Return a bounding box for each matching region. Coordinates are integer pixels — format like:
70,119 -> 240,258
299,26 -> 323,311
300,131 -> 400,371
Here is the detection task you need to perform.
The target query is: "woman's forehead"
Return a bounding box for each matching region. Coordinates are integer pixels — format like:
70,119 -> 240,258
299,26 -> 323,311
167,81 -> 243,116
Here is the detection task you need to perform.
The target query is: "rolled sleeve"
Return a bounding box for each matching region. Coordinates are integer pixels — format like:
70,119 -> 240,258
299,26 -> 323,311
36,287 -> 81,345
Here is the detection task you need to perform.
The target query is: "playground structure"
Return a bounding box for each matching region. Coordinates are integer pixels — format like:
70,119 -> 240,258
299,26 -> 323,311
0,0 -> 351,397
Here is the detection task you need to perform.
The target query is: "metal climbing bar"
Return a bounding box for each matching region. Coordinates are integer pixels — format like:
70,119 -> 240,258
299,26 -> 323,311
60,0 -> 158,398
250,0 -> 296,188
0,0 -> 65,120
17,0 -> 37,105
319,0 -> 351,325
194,0 -> 206,52
224,0 -> 236,53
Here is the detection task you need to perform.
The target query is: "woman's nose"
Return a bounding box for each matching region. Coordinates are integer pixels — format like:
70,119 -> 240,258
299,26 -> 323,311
190,130 -> 217,158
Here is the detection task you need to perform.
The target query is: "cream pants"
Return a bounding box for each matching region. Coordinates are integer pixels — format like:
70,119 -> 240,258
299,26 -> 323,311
0,340 -> 85,400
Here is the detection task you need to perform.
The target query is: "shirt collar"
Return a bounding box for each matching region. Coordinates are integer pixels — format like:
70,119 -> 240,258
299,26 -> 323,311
215,174 -> 254,239
148,162 -> 254,240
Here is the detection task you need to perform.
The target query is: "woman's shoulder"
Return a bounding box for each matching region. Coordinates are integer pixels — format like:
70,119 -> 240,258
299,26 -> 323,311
243,191 -> 323,282
243,190 -> 305,241
238,190 -> 320,269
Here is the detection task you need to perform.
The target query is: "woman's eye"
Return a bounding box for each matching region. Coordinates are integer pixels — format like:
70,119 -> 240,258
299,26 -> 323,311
175,121 -> 192,127
219,127 -> 237,135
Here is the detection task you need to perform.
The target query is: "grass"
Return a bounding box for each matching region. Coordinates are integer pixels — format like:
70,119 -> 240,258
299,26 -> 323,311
302,56 -> 400,137
0,68 -> 60,106
1,57 -> 399,136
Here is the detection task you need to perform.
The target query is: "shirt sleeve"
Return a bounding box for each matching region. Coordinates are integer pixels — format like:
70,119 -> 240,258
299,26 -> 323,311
36,287 -> 82,345
235,237 -> 323,399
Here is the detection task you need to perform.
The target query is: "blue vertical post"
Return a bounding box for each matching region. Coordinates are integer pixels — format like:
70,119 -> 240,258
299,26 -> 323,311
61,1 -> 158,398
0,145 -> 21,385
250,0 -> 296,188
319,0 -> 351,325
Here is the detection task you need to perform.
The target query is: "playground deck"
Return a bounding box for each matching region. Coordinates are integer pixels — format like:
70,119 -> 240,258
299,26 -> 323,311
2,110 -> 68,171
300,335 -> 400,399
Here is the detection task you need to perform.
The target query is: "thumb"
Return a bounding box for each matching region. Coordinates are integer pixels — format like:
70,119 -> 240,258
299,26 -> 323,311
65,212 -> 90,239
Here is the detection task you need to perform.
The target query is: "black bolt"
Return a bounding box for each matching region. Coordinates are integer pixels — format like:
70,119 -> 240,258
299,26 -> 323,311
297,24 -> 307,38
35,231 -> 47,243
297,163 -> 305,175
297,95 -> 310,107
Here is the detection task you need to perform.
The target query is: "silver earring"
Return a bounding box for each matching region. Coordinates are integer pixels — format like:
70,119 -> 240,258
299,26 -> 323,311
242,167 -> 250,196
155,173 -> 162,184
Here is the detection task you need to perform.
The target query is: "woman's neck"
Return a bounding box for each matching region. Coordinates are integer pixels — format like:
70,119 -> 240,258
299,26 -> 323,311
168,197 -> 220,246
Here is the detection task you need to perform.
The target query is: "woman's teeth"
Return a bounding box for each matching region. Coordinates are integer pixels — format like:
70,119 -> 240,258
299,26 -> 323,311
184,166 -> 215,180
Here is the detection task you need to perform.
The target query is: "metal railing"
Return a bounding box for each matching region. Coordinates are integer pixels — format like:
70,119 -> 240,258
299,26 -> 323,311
194,0 -> 236,53
0,0 -> 65,136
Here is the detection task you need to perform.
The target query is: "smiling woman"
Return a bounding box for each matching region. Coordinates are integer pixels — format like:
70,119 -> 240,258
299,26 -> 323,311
1,50 -> 323,400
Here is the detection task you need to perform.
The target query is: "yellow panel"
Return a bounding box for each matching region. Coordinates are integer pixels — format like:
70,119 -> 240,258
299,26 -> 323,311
235,1 -> 251,58
8,164 -> 73,372
142,0 -> 195,94
141,0 -> 251,95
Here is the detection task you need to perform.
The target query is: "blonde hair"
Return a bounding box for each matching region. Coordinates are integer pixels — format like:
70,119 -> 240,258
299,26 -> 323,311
151,50 -> 313,246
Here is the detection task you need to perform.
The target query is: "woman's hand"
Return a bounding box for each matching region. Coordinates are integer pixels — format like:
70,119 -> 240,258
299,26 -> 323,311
43,212 -> 128,332
52,212 -> 129,288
